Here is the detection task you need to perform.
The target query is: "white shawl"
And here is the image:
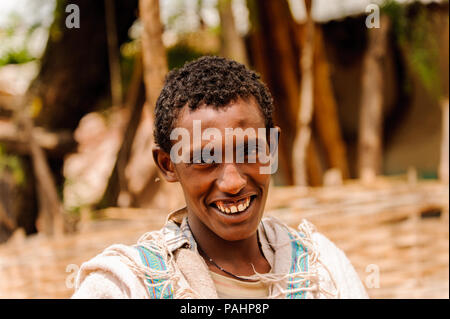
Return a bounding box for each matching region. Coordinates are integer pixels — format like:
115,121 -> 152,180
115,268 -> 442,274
72,208 -> 368,299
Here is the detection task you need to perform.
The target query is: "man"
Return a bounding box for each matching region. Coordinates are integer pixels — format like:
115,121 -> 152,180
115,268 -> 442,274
72,56 -> 368,299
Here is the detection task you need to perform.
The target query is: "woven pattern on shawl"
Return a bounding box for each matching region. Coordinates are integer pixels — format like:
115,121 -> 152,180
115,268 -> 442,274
136,245 -> 174,299
286,232 -> 308,299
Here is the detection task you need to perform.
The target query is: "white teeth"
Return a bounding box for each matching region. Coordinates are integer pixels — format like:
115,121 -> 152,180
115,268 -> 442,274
214,197 -> 252,214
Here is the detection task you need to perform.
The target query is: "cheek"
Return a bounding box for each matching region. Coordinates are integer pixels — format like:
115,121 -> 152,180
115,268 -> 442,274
175,166 -> 213,204
244,164 -> 271,187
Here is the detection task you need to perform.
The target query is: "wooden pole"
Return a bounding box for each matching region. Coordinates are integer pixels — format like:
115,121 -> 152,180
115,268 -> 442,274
218,0 -> 249,66
104,0 -> 123,107
22,112 -> 64,237
97,55 -> 144,209
293,0 -> 314,186
358,15 -> 390,183
0,120 -> 74,156
0,200 -> 16,232
126,0 -> 169,207
313,27 -> 349,179
247,0 -> 301,185
440,98 -> 449,184
139,0 -> 168,110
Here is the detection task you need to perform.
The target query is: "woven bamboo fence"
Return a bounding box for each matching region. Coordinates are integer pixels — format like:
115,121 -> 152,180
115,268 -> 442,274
266,179 -> 449,299
0,178 -> 448,298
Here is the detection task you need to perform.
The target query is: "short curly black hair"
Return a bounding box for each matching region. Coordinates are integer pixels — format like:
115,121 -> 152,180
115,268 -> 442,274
154,56 -> 274,153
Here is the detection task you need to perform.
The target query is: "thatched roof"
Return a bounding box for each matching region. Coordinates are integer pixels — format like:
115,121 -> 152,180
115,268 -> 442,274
289,0 -> 447,22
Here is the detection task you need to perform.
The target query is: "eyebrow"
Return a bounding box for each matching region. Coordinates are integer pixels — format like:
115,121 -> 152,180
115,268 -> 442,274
189,138 -> 267,156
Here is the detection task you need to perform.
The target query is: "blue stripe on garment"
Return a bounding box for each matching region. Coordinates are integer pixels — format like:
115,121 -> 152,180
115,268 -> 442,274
286,232 -> 308,299
136,246 -> 174,299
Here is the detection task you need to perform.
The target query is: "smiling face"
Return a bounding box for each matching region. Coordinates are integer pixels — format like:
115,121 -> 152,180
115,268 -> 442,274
156,98 -> 273,242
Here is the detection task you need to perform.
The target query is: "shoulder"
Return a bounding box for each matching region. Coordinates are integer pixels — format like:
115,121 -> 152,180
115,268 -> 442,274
72,242 -> 154,299
309,228 -> 369,299
269,217 -> 354,270
264,217 -> 368,299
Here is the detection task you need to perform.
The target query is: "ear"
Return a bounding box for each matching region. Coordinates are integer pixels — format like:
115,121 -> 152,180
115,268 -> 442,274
152,146 -> 179,183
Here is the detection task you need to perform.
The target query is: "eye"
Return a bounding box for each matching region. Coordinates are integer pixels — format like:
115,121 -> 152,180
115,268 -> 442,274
246,146 -> 258,156
245,145 -> 260,162
192,156 -> 215,165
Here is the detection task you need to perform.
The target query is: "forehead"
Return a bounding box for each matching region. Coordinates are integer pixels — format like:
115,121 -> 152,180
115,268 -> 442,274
175,98 -> 265,131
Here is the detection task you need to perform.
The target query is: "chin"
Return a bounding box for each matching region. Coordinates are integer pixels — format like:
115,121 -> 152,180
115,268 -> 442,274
216,222 -> 260,242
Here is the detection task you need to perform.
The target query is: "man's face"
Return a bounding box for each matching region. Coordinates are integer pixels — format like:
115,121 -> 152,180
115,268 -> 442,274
171,98 -> 272,241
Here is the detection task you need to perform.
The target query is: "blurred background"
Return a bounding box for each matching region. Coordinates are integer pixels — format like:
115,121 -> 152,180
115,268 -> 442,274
0,0 -> 448,298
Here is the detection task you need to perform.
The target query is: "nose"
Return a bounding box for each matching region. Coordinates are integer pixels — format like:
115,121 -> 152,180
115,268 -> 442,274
216,163 -> 247,195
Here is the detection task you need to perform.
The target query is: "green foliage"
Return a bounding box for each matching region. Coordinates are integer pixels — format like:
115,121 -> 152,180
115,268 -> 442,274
0,19 -> 36,66
420,171 -> 438,180
0,13 -> 35,66
0,0 -> 57,66
0,48 -> 35,66
0,145 -> 25,186
382,0 -> 443,100
165,0 -> 188,31
167,43 -> 208,70
209,24 -> 221,36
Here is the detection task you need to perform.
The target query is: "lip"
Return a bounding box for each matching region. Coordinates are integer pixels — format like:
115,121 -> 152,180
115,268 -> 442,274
207,194 -> 258,224
207,192 -> 258,206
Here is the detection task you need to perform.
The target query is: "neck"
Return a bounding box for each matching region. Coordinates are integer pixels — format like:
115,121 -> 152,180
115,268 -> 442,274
186,213 -> 269,276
